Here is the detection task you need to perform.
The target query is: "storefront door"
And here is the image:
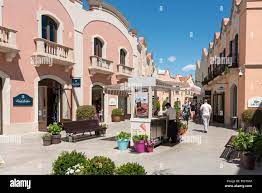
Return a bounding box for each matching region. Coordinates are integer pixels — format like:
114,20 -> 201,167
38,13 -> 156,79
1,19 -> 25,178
213,92 -> 225,123
38,79 -> 63,131
92,85 -> 104,122
118,96 -> 128,115
38,86 -> 48,131
61,88 -> 72,122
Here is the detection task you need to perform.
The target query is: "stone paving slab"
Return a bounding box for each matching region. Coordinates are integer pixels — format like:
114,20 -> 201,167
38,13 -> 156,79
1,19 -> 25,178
0,121 -> 261,175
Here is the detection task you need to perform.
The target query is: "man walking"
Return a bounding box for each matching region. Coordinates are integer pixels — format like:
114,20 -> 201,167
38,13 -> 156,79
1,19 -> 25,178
200,99 -> 212,133
164,103 -> 178,143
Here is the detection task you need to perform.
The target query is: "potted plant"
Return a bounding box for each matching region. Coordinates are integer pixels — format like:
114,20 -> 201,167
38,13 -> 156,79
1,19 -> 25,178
232,129 -> 257,170
146,139 -> 156,153
116,132 -> 131,151
48,123 -> 63,144
111,108 -> 123,122
253,133 -> 262,164
132,135 -> 148,153
177,122 -> 186,136
76,105 -> 96,121
42,133 -> 52,146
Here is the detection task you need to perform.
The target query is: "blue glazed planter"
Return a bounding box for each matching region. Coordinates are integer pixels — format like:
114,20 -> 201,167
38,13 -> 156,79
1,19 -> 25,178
117,140 -> 129,151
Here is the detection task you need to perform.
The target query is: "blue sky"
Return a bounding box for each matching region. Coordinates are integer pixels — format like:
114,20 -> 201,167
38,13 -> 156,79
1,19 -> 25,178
83,0 -> 232,77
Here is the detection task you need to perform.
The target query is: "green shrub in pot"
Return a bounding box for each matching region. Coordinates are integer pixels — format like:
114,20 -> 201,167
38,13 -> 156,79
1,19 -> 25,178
116,132 -> 131,141
81,156 -> 115,175
112,108 -> 123,116
48,123 -> 63,135
232,129 -> 257,170
48,122 -> 63,144
132,135 -> 148,143
111,108 -> 123,122
115,163 -> 146,175
42,133 -> 52,146
52,151 -> 87,175
76,105 -> 96,121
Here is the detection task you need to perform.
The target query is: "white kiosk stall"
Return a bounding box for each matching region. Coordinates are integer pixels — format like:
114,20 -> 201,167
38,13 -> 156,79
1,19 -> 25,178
128,77 -> 173,146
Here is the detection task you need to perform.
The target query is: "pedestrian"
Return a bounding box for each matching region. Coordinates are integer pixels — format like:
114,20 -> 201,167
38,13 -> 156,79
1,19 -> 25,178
164,103 -> 178,143
200,99 -> 212,133
182,100 -> 190,126
190,101 -> 196,121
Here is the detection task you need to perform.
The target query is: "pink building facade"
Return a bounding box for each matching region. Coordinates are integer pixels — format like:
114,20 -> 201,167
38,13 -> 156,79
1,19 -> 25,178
0,0 -> 153,134
197,0 -> 262,127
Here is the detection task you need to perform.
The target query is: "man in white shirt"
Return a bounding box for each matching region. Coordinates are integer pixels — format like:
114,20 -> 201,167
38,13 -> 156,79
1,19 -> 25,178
164,103 -> 178,143
200,99 -> 212,133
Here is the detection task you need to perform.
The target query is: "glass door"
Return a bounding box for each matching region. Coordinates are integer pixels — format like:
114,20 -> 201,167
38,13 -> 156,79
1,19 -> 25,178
38,86 -> 48,131
60,88 -> 72,122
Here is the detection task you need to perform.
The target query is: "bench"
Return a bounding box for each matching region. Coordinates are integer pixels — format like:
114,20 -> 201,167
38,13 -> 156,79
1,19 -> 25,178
62,120 -> 107,142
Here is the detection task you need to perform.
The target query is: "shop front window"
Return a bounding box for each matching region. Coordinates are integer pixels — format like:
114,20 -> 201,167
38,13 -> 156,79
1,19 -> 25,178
134,88 -> 149,118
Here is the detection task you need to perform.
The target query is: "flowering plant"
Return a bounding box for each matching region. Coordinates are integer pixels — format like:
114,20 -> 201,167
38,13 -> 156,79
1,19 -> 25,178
48,122 -> 63,135
65,163 -> 85,175
116,132 -> 131,141
146,139 -> 157,147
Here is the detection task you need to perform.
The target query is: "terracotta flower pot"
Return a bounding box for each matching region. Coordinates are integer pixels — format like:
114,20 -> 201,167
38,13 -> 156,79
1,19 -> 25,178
112,115 -> 121,122
52,134 -> 61,144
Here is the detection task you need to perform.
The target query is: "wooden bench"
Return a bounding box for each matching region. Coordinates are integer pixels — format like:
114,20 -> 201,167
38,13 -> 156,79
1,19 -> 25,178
62,120 -> 107,142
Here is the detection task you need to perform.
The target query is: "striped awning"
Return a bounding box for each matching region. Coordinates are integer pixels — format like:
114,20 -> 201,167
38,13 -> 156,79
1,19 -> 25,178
104,83 -> 130,96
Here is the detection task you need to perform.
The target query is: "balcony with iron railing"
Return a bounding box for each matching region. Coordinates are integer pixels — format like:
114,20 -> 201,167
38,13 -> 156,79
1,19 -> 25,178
116,64 -> 134,79
33,38 -> 74,68
0,26 -> 19,62
89,55 -> 114,75
202,64 -> 227,86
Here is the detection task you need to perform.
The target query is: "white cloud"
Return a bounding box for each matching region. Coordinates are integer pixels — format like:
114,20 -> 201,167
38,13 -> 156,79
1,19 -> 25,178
182,64 -> 196,72
159,58 -> 164,64
168,56 -> 176,63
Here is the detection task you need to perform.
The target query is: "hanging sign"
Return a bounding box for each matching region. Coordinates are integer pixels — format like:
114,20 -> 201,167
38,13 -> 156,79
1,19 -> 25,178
248,97 -> 262,108
13,94 -> 33,106
109,98 -> 117,106
72,78 -> 81,88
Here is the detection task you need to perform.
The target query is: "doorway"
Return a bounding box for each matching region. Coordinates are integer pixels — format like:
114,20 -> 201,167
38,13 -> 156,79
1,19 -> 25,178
118,96 -> 128,116
230,84 -> 238,117
38,79 -> 72,131
0,78 -> 2,135
213,92 -> 225,123
92,85 -> 104,122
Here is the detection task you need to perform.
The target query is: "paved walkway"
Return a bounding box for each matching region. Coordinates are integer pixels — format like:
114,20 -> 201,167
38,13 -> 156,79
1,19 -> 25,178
0,121 -> 261,175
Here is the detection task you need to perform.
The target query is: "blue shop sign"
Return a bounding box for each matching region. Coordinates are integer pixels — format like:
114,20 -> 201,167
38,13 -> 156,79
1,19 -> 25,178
13,94 -> 33,106
72,78 -> 81,88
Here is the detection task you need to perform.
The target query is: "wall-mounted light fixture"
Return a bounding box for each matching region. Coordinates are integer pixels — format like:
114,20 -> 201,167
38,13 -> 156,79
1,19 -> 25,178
239,66 -> 245,77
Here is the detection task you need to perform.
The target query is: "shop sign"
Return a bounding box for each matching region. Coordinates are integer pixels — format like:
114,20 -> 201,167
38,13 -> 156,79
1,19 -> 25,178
109,98 -> 117,106
72,78 -> 81,88
205,91 -> 211,96
217,86 -> 225,91
248,97 -> 262,108
13,94 -> 33,106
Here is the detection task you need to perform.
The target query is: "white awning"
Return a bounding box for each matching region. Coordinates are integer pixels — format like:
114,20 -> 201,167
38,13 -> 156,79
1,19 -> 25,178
191,85 -> 202,95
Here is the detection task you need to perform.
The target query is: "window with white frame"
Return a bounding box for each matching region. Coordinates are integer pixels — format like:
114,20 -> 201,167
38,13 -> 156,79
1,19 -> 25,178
42,15 -> 58,42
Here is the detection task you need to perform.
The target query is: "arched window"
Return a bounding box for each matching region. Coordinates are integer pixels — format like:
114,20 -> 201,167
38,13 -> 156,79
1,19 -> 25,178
120,49 -> 127,65
94,38 -> 103,58
42,15 -> 58,42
